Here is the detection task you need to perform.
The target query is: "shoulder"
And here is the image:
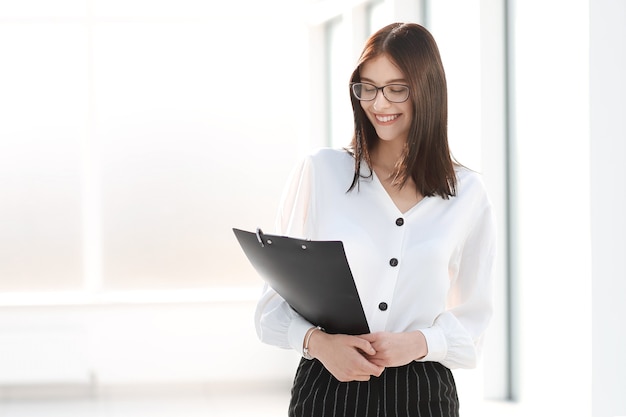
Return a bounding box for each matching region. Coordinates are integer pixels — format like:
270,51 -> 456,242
455,165 -> 482,186
309,147 -> 353,164
294,147 -> 354,189
453,165 -> 492,209
300,147 -> 354,174
289,146 -> 354,171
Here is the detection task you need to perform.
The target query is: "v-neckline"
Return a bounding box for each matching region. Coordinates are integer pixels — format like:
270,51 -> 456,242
371,170 -> 428,215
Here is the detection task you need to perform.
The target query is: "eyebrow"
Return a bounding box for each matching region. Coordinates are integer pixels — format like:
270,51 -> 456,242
360,77 -> 408,84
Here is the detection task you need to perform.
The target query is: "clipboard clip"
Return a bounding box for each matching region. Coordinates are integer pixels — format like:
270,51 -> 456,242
256,227 -> 266,247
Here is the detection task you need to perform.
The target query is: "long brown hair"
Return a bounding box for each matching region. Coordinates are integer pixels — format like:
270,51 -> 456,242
348,22 -> 457,198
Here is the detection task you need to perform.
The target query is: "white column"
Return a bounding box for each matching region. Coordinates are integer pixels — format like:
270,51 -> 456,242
590,1 -> 626,416
510,0 -> 591,414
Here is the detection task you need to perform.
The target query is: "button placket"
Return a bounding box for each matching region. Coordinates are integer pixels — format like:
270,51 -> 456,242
388,216 -> 402,269
370,216 -> 407,329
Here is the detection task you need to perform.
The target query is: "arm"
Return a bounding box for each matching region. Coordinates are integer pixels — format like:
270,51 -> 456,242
254,156 -> 316,352
254,154 -> 383,380
419,203 -> 496,369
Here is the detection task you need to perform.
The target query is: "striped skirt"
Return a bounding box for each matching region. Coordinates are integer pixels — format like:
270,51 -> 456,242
288,358 -> 459,417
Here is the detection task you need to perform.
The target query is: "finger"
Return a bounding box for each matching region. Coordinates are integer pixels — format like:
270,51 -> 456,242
352,337 -> 376,355
346,369 -> 380,381
350,374 -> 372,382
356,355 -> 385,376
358,333 -> 377,342
368,358 -> 387,368
359,360 -> 385,377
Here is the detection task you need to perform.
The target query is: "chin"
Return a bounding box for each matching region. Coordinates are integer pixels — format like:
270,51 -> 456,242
375,133 -> 407,143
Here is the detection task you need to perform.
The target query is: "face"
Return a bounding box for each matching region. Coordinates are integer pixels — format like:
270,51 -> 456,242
358,54 -> 412,145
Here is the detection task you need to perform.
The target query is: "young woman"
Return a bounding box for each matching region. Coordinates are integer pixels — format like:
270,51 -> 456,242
254,22 -> 495,417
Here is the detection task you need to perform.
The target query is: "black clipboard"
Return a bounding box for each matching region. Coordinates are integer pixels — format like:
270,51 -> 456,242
233,228 -> 370,335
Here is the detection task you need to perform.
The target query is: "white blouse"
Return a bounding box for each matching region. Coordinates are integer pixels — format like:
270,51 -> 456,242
254,148 -> 496,369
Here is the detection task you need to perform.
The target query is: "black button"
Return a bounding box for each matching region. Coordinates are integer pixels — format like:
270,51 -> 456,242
389,258 -> 398,267
395,218 -> 404,226
378,302 -> 388,311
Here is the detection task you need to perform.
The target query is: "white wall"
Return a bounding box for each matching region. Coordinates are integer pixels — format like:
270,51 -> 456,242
590,1 -> 626,416
0,0 -> 308,395
0,299 -> 299,389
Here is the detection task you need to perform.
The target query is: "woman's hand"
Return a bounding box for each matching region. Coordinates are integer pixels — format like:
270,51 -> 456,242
307,331 -> 385,382
359,331 -> 428,368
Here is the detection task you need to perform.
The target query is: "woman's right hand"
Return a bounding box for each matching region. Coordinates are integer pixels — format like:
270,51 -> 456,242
307,331 -> 385,382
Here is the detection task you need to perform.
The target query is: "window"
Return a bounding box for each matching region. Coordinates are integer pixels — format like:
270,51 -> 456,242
0,2 -> 309,293
326,16 -> 353,148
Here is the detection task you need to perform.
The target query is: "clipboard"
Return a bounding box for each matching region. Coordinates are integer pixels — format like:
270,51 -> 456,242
233,228 -> 370,335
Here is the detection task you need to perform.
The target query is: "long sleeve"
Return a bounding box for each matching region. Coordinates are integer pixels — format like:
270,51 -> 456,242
254,156 -> 317,354
419,202 -> 496,369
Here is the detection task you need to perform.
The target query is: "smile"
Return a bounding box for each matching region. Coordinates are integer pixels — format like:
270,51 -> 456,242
375,114 -> 400,123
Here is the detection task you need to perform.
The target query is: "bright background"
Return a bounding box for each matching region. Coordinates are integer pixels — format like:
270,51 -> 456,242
0,1 -> 624,416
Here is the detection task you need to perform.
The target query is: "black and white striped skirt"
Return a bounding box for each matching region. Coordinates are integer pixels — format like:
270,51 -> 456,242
288,358 -> 459,417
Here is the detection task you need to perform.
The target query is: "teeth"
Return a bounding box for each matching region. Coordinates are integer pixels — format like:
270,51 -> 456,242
376,114 -> 399,123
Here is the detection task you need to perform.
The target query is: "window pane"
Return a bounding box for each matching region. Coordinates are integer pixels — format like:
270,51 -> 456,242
326,17 -> 354,149
429,1 -> 482,170
94,20 -> 306,289
0,23 -> 87,291
367,0 -> 392,34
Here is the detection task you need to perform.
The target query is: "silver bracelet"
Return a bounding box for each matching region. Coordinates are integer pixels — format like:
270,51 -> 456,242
303,326 -> 323,360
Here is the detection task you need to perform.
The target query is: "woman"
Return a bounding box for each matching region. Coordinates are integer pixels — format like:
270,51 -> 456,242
254,22 -> 495,417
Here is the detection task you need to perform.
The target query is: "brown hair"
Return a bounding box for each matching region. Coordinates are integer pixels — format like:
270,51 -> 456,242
348,22 -> 457,198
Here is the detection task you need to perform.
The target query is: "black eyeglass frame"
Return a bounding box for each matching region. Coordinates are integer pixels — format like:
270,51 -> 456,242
350,82 -> 411,103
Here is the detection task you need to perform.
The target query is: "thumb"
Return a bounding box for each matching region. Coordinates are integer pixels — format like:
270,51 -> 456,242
354,337 -> 376,355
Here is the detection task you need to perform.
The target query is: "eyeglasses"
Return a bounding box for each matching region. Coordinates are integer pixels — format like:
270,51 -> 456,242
351,82 -> 410,103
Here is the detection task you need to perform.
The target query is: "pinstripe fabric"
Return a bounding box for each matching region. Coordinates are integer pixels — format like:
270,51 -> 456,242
288,358 -> 459,417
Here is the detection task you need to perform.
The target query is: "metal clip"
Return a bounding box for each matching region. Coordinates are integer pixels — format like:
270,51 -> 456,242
255,228 -> 265,247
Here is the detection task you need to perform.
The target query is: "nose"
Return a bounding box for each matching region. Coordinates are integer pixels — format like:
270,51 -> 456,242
372,90 -> 391,111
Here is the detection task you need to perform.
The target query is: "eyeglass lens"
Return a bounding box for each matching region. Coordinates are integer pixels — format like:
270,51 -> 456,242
352,83 -> 409,103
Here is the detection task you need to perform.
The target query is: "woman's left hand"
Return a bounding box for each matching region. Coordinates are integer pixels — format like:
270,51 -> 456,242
359,331 -> 428,368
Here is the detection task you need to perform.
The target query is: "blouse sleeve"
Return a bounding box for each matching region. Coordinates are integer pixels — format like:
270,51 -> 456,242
254,156 -> 317,354
419,202 -> 497,369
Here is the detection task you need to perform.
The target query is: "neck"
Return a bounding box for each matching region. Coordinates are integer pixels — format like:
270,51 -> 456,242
371,140 -> 405,172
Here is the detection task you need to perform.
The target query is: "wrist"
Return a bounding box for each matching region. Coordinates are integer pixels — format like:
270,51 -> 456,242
414,330 -> 428,360
302,326 -> 324,360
